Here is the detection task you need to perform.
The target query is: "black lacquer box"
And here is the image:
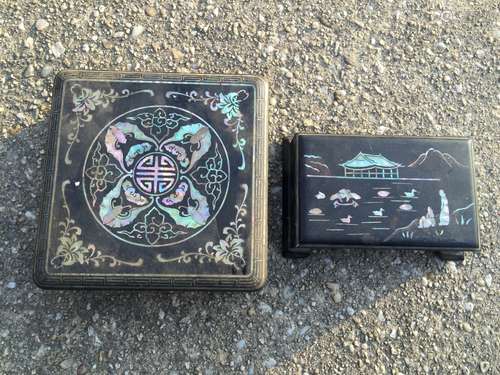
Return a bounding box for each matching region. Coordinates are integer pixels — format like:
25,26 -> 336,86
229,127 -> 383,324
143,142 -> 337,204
34,71 -> 268,290
283,135 -> 480,260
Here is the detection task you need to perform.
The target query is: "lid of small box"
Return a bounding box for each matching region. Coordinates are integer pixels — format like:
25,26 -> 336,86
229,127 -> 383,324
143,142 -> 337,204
292,135 -> 479,250
34,71 -> 268,290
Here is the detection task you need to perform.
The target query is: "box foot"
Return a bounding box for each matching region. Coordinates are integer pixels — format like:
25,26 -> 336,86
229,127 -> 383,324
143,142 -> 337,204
436,250 -> 465,261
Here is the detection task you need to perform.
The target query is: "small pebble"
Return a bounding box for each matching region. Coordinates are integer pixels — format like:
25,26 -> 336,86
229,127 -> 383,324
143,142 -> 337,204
327,282 -> 340,292
158,309 -> 165,320
102,40 -> 113,49
377,126 -> 389,134
377,311 -> 386,322
59,359 -> 74,369
445,261 -> 458,274
171,48 -> 184,60
41,65 -> 53,78
236,339 -> 246,350
258,302 -> 272,314
25,211 -> 37,220
145,6 -> 157,17
130,25 -> 145,39
282,285 -> 294,299
462,322 -> 473,332
480,361 -> 490,373
6,281 -> 16,289
24,64 -> 35,78
344,53 -> 357,66
390,328 -> 398,339
50,42 -> 65,58
464,302 -> 474,312
24,37 -> 34,49
263,358 -> 277,369
335,90 -> 347,101
151,42 -> 161,52
35,19 -> 49,31
332,292 -> 342,303
82,44 -> 90,53
484,274 -> 492,288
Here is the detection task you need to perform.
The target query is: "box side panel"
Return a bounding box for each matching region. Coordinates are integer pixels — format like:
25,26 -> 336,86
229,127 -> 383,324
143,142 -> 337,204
33,73 -> 67,288
244,75 -> 268,290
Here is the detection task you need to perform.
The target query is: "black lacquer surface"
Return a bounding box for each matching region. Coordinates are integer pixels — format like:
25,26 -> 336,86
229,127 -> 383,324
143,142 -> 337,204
284,135 -> 479,258
34,71 -> 268,290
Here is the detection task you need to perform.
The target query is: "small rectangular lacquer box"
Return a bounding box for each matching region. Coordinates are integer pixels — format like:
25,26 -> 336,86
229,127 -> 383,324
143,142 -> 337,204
283,135 -> 480,260
34,71 -> 268,290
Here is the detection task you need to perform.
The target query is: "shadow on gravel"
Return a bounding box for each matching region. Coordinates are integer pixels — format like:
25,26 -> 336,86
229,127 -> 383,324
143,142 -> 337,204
1,129 -> 445,373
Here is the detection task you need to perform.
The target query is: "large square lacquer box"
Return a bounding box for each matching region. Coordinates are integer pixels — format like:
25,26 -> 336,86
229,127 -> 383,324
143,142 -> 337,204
34,71 -> 268,290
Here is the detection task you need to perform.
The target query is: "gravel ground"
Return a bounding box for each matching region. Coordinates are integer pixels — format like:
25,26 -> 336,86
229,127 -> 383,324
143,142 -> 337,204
0,1 -> 499,374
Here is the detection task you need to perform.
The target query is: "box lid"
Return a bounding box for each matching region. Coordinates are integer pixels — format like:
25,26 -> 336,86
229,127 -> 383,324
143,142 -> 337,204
285,135 -> 480,252
34,71 -> 268,290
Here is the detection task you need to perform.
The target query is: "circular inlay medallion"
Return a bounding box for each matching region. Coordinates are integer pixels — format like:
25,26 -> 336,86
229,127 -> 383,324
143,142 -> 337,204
82,106 -> 230,247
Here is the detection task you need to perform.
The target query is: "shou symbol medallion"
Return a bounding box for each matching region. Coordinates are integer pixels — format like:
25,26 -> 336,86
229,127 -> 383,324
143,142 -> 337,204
133,153 -> 179,196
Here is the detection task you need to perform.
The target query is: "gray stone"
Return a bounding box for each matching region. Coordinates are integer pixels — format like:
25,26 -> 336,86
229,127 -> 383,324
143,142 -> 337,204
258,302 -> 272,314
24,210 -> 36,220
59,359 -> 74,369
282,285 -> 295,300
236,339 -> 246,350
6,281 -> 16,289
263,358 -> 277,369
332,292 -> 342,303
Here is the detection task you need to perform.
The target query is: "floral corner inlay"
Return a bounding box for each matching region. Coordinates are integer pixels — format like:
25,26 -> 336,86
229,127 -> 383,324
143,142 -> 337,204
65,84 -> 154,165
156,183 -> 248,270
165,89 -> 249,170
50,180 -> 144,269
